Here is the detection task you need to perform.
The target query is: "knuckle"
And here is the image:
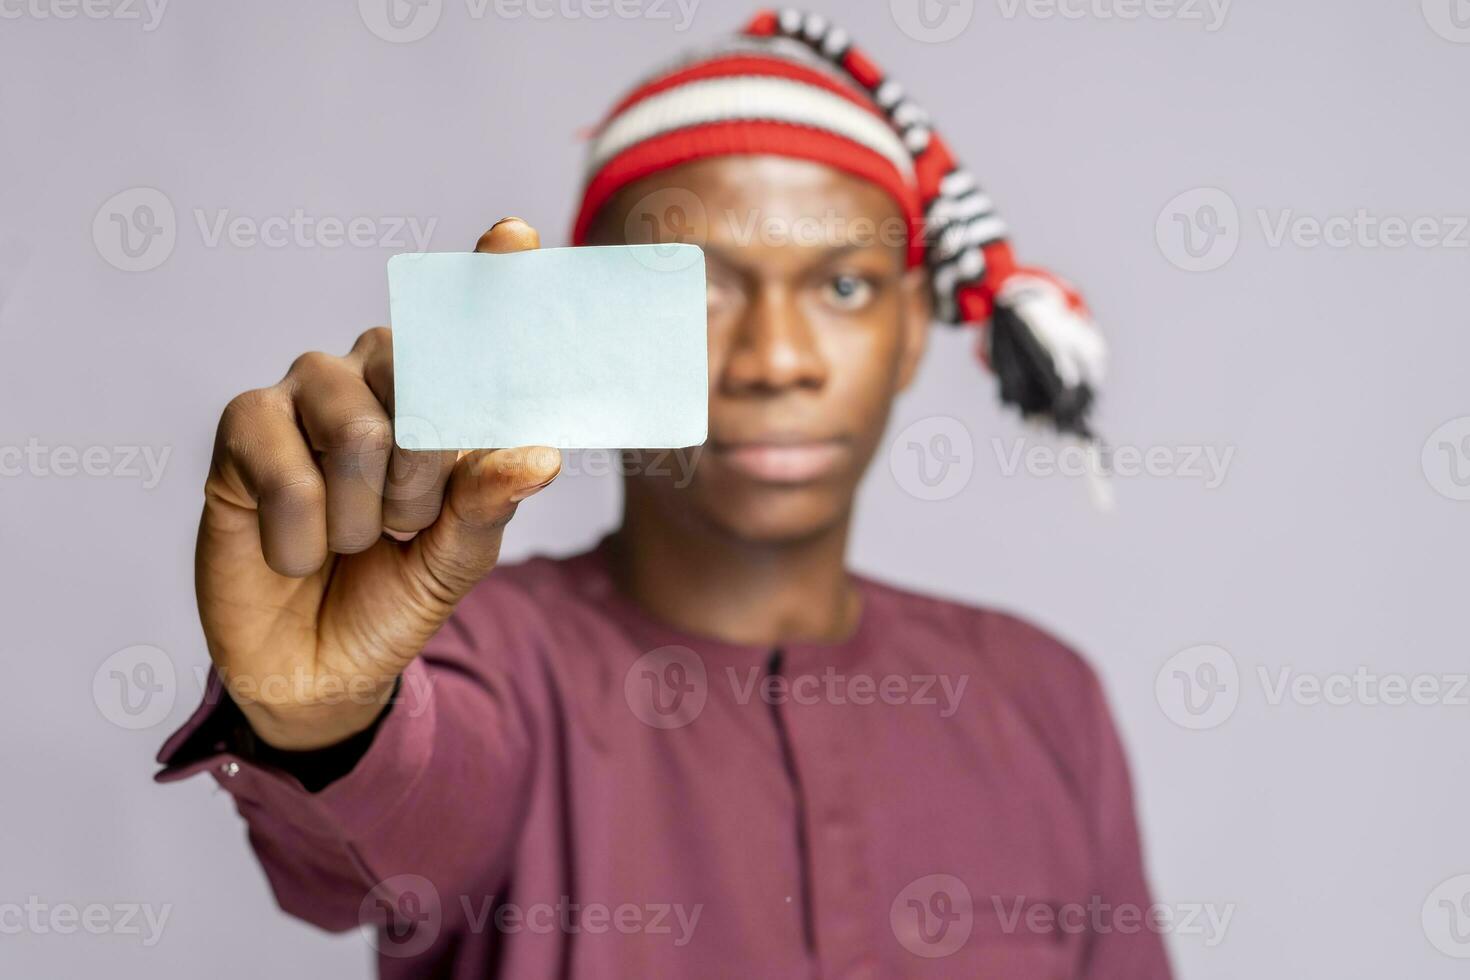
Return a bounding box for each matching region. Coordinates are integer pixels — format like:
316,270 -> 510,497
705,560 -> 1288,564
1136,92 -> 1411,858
261,467 -> 327,511
217,387 -> 284,452
323,415 -> 393,457
455,492 -> 516,530
385,451 -> 451,496
484,509 -> 516,531
356,325 -> 392,352
410,535 -> 500,608
287,350 -> 337,379
329,526 -> 381,554
404,544 -> 467,610
383,497 -> 443,531
220,387 -> 275,430
264,548 -> 325,579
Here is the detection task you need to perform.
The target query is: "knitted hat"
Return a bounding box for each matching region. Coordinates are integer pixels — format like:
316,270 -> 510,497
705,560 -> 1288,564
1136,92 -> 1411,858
571,8 -> 1106,438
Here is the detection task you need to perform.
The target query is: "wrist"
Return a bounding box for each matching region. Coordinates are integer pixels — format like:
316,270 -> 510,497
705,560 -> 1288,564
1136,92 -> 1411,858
214,661 -> 402,750
241,696 -> 394,791
234,688 -> 394,752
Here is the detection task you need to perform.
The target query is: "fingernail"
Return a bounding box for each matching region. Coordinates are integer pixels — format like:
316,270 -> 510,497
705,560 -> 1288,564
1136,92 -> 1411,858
492,216 -> 526,229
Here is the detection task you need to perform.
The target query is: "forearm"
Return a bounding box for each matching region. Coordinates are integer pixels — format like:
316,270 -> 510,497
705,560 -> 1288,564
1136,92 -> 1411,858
158,646 -> 534,930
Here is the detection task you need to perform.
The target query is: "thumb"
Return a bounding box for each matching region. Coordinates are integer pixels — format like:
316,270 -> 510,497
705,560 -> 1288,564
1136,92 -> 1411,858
406,446 -> 562,603
475,216 -> 540,254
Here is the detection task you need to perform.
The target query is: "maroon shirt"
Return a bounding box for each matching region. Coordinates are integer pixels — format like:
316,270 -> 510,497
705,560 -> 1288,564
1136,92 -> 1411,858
157,541 -> 1171,979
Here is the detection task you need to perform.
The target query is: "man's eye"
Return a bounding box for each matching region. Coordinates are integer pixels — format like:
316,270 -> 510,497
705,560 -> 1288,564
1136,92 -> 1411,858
824,274 -> 874,311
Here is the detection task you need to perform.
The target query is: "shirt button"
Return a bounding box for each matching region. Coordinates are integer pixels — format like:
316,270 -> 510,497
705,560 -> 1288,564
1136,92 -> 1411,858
221,761 -> 240,778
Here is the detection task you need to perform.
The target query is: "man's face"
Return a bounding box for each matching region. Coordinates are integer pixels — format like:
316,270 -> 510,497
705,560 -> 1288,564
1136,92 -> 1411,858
588,155 -> 931,544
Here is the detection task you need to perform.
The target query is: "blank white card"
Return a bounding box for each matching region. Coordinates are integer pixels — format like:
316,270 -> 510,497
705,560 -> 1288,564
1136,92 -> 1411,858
388,245 -> 708,449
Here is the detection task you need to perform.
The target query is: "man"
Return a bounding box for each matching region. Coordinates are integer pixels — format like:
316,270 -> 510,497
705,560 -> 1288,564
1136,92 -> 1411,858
158,9 -> 1167,979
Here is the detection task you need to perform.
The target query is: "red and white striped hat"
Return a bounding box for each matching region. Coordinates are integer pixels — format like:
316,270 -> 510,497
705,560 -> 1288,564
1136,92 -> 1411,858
571,8 -> 1107,437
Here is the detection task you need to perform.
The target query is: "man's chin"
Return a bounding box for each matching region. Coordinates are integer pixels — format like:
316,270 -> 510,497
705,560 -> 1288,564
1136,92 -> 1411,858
695,482 -> 853,546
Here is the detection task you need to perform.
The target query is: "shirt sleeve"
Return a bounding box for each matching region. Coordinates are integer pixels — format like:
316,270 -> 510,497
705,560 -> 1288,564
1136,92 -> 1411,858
154,580 -> 545,934
1076,671 -> 1175,980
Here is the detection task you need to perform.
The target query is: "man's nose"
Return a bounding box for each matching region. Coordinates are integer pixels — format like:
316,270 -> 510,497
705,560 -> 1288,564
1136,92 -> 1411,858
719,286 -> 828,395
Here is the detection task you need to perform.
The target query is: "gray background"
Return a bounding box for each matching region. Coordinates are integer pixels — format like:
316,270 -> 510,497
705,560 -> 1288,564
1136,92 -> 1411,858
3,0 -> 1468,976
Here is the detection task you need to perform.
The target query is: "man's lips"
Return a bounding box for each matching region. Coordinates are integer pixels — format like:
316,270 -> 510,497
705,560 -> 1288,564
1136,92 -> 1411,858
710,438 -> 849,484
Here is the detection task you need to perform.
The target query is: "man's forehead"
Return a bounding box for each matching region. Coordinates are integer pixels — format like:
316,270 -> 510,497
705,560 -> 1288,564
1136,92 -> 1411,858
591,155 -> 908,258
617,156 -> 899,213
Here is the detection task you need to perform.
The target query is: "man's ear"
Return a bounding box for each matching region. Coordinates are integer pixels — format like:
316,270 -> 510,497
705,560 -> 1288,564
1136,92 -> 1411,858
895,265 -> 932,392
